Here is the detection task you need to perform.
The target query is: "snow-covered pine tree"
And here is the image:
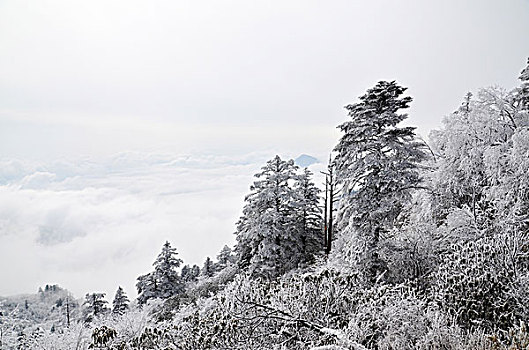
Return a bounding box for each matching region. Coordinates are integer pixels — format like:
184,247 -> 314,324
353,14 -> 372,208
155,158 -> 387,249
112,286 -> 129,316
235,155 -> 302,278
82,293 -> 109,323
180,265 -> 192,283
334,81 -> 428,283
136,272 -> 158,305
190,264 -> 200,280
293,168 -> 323,263
215,245 -> 235,271
181,264 -> 201,282
202,257 -> 214,277
136,241 -> 184,304
153,241 -> 183,298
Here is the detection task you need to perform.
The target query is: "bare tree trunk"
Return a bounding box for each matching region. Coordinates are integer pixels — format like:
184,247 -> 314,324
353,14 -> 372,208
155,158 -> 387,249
66,297 -> 71,327
323,177 -> 328,250
326,166 -> 334,255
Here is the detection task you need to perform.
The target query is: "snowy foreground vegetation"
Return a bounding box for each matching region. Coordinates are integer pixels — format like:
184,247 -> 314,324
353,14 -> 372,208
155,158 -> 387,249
2,59 -> 529,349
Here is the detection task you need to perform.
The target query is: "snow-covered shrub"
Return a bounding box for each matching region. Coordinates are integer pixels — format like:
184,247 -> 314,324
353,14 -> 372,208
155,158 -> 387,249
493,321 -> 529,349
168,268 -> 365,349
434,235 -> 523,332
23,322 -> 91,350
18,301 -> 159,350
345,285 -> 423,349
186,264 -> 238,299
344,283 -> 482,350
381,223 -> 438,289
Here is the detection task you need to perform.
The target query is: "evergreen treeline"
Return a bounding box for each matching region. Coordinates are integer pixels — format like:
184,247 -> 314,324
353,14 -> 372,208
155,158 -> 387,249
1,58 -> 529,349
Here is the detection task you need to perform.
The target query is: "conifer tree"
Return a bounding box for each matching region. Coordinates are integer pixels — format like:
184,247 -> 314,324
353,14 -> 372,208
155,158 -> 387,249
154,241 -> 183,298
82,293 -> 109,323
293,168 -> 323,262
180,265 -> 192,283
190,264 -> 200,280
181,264 -> 201,282
334,81 -> 428,283
215,245 -> 235,271
137,272 -> 161,305
235,155 -> 310,278
202,257 -> 215,277
136,241 -> 184,304
112,286 -> 130,316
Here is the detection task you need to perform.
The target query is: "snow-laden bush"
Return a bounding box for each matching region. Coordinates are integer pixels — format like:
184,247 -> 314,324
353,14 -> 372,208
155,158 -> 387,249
167,268 -> 365,349
16,300 -> 160,350
186,264 -> 238,299
344,284 -> 466,350
491,321 -> 529,349
434,234 -> 526,332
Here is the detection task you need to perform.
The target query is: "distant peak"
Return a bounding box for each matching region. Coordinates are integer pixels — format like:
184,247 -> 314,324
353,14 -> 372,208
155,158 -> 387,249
295,154 -> 320,168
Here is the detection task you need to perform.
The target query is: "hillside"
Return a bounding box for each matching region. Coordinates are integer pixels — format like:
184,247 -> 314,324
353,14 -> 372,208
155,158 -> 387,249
0,285 -> 80,342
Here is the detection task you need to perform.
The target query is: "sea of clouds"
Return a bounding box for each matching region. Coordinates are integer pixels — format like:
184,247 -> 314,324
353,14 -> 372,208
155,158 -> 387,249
0,151 -> 325,300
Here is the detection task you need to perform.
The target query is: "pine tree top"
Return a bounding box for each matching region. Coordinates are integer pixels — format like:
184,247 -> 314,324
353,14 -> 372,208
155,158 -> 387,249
342,80 -> 413,129
154,241 -> 183,273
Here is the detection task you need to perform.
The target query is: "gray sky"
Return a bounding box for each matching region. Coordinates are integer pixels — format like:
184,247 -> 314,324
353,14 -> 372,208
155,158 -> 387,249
1,0 -> 528,299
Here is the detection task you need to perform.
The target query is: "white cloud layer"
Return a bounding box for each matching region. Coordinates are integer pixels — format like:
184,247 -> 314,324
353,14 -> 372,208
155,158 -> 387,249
0,151 -> 325,299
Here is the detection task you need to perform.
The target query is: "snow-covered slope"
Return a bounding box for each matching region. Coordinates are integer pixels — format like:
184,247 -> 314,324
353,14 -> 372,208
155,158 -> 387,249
0,284 -> 81,334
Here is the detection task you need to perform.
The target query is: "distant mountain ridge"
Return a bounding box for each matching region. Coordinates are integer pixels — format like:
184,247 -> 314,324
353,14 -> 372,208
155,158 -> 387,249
0,284 -> 80,334
294,154 -> 320,168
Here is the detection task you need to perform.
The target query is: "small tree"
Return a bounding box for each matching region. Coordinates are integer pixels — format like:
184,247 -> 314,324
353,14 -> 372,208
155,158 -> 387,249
191,264 -> 201,280
215,245 -> 235,271
202,257 -> 215,277
136,241 -> 184,304
112,287 -> 130,316
154,241 -> 184,298
293,168 -> 323,263
136,272 -> 158,305
181,265 -> 192,283
83,293 -> 109,323
181,264 -> 201,283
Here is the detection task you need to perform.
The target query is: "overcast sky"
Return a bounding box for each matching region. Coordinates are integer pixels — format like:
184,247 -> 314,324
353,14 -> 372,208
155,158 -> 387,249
1,0 -> 529,299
